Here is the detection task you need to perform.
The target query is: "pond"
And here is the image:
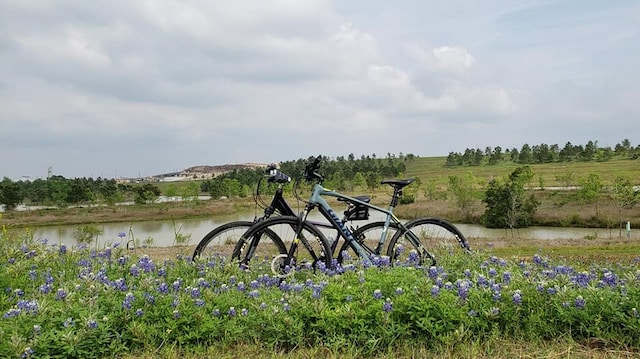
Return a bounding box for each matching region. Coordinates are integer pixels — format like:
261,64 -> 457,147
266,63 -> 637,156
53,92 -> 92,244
22,212 -> 637,249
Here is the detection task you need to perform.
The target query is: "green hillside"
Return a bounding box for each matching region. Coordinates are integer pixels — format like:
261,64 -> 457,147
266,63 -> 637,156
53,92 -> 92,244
402,156 -> 640,188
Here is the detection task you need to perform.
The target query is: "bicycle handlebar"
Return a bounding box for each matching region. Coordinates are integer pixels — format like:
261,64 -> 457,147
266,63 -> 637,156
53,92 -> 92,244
303,155 -> 323,182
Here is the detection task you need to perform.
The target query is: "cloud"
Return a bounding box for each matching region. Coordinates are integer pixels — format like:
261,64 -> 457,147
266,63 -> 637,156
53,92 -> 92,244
0,0 -> 637,179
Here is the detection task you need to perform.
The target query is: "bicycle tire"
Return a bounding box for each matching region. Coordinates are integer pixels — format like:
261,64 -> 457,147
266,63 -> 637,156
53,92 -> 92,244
192,221 -> 281,261
234,215 -> 333,276
387,217 -> 470,266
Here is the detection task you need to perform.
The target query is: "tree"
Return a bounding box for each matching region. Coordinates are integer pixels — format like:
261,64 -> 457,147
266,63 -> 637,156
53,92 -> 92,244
0,177 -> 22,211
575,173 -> 603,217
447,172 -> 478,221
481,166 -> 539,231
610,176 -> 639,236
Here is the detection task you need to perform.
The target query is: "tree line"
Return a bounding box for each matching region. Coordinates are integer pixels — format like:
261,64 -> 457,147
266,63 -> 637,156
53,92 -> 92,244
200,153 -> 416,199
445,139 -> 638,167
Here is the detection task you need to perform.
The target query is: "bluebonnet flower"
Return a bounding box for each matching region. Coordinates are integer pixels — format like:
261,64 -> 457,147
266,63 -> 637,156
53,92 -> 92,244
575,295 -> 586,309
172,297 -> 179,308
250,280 -> 260,289
373,289 -> 383,299
512,290 -> 522,305
129,264 -> 140,277
395,287 -> 404,295
135,309 -> 144,317
573,272 -> 591,288
17,300 -> 39,315
600,271 -> 619,287
157,267 -> 167,277
457,280 -> 470,300
39,284 -> 52,294
137,255 -> 155,273
430,285 -> 440,297
467,310 -> 477,317
172,279 -> 182,292
229,276 -> 237,285
248,290 -> 260,298
154,282 -> 167,295
173,310 -> 180,319
118,232 -> 127,239
490,307 -> 500,316
3,308 -> 21,318
283,302 -> 291,312
117,256 -> 128,266
260,302 -> 268,310
21,347 -> 34,359
56,288 -> 67,301
312,287 -> 322,299
463,269 -> 471,278
547,287 -> 557,295
236,282 -> 247,291
428,266 -> 439,279
144,293 -> 155,305
58,244 -> 67,255
488,268 -> 497,277
345,295 -> 353,301
194,299 -> 205,307
28,270 -> 37,281
190,287 -> 201,299
444,281 -> 454,290
63,317 -> 74,328
213,309 -> 221,317
476,275 -> 489,288
113,278 -> 127,291
383,298 -> 393,312
407,251 -> 419,264
228,307 -> 236,316
502,272 -> 512,285
122,292 -> 135,310
241,308 -> 248,316
87,319 -> 98,329
33,325 -> 41,335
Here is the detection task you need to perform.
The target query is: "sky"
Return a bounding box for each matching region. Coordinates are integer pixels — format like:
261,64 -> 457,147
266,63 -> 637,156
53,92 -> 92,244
1,0 -> 639,180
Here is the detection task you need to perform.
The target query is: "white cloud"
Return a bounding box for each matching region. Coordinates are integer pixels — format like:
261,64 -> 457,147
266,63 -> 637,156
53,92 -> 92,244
432,46 -> 475,73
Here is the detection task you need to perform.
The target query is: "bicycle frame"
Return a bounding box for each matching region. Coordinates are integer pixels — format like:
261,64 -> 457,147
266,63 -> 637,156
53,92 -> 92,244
296,181 -> 429,266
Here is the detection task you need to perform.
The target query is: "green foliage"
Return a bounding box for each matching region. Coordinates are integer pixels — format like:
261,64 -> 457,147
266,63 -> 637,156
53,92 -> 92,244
481,166 -> 539,229
447,172 -> 479,220
1,235 -> 639,358
575,173 -> 604,216
0,177 -> 22,211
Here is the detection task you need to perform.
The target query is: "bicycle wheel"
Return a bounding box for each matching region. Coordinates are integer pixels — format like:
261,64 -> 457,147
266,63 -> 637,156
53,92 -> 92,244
336,221 -> 400,265
387,217 -> 469,266
235,215 -> 332,276
192,221 -> 259,260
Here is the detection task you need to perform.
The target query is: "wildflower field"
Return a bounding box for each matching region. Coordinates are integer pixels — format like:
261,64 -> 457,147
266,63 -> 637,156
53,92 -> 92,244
1,229 -> 639,359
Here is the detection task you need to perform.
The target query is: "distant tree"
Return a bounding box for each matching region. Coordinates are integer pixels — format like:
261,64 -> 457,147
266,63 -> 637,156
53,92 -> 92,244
448,172 -> 478,221
610,176 -> 639,236
481,166 -> 539,230
0,177 -> 22,211
518,144 -> 532,164
575,173 -> 604,217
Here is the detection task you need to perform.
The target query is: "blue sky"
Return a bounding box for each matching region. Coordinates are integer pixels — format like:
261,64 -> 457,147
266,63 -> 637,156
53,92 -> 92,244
1,0 -> 638,179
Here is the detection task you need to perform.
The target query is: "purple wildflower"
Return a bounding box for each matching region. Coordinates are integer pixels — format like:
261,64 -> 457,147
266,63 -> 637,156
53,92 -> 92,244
512,290 -> 522,305
56,288 -> 67,301
241,308 -> 248,316
383,298 -> 393,312
575,295 -> 586,309
87,319 -> 98,329
373,289 -> 383,299
431,285 -> 440,297
228,307 -> 236,316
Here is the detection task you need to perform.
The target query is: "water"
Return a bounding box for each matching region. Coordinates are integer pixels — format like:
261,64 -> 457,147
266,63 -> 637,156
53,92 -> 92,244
21,211 -> 637,249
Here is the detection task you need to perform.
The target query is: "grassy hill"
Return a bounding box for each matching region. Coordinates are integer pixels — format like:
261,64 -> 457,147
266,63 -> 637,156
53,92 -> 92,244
402,155 -> 640,188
